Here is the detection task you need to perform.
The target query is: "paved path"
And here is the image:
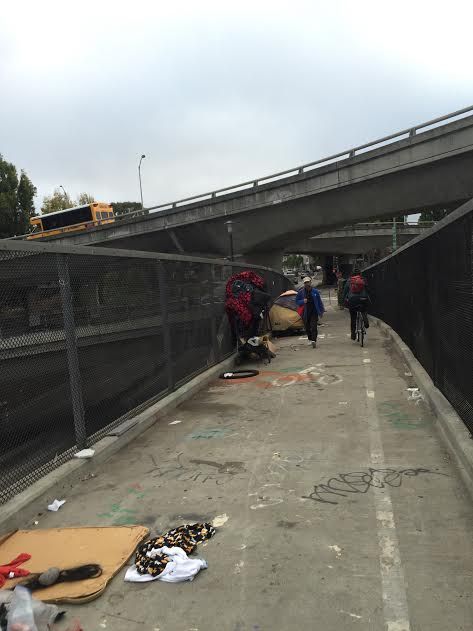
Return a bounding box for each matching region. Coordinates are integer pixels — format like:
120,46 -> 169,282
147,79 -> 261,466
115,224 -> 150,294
35,295 -> 472,630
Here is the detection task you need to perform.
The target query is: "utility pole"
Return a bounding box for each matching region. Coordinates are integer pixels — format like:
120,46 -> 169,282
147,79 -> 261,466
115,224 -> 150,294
225,221 -> 234,261
138,154 -> 146,210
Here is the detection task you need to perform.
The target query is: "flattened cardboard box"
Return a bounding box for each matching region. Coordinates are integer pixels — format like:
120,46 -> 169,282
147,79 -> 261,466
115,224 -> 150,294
0,525 -> 148,603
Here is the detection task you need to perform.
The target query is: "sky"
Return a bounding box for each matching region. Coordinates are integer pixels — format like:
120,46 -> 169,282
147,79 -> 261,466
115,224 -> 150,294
1,0 -> 472,211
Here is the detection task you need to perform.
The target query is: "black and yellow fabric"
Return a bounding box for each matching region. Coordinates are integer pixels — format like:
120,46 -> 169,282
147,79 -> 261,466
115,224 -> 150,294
135,523 -> 216,577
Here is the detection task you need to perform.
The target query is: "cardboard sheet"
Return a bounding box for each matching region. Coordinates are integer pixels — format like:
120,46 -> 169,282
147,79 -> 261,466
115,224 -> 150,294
0,525 -> 148,603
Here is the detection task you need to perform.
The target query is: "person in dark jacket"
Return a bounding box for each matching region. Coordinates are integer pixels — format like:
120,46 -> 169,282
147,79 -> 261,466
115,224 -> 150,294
343,268 -> 370,340
296,277 -> 325,348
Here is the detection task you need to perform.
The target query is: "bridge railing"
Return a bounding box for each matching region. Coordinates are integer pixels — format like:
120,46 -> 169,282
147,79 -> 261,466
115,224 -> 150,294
327,221 -> 435,232
0,239 -> 290,504
364,200 -> 473,435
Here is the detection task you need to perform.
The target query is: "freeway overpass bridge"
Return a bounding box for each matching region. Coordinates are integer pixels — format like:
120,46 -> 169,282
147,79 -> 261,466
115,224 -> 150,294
285,222 -> 432,256
36,107 -> 473,266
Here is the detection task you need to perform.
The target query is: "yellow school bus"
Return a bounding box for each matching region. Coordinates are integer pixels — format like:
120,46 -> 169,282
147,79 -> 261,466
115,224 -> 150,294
27,203 -> 115,239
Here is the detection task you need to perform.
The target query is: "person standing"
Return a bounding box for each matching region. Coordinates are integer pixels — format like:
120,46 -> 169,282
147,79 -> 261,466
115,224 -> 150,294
296,277 -> 325,348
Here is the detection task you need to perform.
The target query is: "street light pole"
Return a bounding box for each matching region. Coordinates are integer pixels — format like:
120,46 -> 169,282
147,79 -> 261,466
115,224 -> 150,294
59,185 -> 68,201
138,154 -> 146,210
225,220 -> 234,262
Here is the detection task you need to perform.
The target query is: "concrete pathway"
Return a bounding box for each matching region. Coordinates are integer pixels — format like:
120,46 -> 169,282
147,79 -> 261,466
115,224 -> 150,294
33,295 -> 473,630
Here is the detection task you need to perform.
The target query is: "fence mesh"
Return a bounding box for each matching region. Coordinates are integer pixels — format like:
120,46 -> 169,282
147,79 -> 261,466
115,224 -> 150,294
0,244 -> 289,503
365,205 -> 473,434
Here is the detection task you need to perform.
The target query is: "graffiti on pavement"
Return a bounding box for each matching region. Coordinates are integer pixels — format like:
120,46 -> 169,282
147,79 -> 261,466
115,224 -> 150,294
302,467 -> 448,505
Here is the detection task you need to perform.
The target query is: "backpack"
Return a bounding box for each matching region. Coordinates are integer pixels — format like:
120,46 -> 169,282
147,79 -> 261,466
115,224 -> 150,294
350,275 -> 365,294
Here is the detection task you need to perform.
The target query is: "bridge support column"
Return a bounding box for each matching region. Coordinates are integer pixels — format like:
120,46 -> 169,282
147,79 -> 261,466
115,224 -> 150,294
338,254 -> 356,278
323,256 -> 337,285
243,251 -> 284,272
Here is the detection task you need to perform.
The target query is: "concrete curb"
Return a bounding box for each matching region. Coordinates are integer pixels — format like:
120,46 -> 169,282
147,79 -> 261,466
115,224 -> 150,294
0,355 -> 235,533
373,317 -> 473,499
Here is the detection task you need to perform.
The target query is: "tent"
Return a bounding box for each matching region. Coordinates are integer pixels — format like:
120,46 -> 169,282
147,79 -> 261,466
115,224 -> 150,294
270,290 -> 304,332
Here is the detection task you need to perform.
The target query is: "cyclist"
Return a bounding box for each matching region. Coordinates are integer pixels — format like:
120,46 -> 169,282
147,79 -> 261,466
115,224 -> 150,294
343,268 -> 370,340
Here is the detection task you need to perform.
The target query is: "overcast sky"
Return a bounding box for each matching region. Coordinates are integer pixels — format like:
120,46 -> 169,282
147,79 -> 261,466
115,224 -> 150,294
1,0 -> 472,210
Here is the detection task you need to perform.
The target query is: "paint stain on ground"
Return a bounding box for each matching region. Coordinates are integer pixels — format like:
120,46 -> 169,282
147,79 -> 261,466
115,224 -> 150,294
189,459 -> 246,474
378,401 -> 428,430
277,520 -> 298,529
186,427 -> 235,440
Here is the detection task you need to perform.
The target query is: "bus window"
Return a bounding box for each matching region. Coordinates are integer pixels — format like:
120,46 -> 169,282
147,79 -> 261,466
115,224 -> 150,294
41,205 -> 93,231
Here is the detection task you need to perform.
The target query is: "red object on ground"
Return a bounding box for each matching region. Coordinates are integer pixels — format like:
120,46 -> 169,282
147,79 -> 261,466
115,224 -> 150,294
0,553 -> 31,587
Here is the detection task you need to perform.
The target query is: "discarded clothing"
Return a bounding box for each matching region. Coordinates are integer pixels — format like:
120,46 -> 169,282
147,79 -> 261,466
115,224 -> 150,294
128,523 -> 215,583
0,554 -> 31,588
125,546 -> 208,583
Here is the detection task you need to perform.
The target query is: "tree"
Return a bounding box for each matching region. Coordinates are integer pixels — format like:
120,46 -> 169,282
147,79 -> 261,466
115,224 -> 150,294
0,155 -> 37,238
16,171 -> 37,234
419,208 -> 449,222
283,254 -> 304,270
41,188 -> 74,214
77,192 -> 95,205
111,201 -> 141,216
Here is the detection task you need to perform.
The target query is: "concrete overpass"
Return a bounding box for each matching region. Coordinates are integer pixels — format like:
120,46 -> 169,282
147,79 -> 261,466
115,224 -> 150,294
36,107 -> 473,266
285,222 -> 432,255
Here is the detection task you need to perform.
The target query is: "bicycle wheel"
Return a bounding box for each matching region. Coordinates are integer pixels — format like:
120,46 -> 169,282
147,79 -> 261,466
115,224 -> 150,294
356,311 -> 361,343
360,325 -> 365,347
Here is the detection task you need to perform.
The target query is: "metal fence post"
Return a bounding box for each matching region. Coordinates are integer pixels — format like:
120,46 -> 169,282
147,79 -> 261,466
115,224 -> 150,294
158,260 -> 174,391
56,254 -> 87,449
210,264 -> 219,363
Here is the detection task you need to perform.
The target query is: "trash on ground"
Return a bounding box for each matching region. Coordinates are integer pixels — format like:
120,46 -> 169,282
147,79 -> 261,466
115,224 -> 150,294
407,388 -> 424,402
212,513 -> 229,527
125,523 -> 215,584
0,526 -> 148,603
4,585 -> 37,631
0,586 -> 64,631
168,420 -> 181,425
47,500 -> 66,512
236,336 -> 275,364
74,449 -> 95,459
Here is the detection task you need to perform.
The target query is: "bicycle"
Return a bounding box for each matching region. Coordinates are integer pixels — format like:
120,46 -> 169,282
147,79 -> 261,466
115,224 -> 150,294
355,300 -> 368,347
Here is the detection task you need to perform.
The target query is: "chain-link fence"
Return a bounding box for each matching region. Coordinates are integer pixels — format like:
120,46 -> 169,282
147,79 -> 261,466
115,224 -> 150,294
365,199 -> 473,434
0,240 -> 289,503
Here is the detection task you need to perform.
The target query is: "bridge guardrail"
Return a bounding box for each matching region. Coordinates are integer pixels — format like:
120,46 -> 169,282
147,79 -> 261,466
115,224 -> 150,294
0,239 -> 290,504
364,200 -> 473,436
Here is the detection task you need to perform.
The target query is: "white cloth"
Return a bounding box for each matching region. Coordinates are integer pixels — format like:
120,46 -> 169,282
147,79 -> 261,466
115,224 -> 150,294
124,546 -> 208,584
